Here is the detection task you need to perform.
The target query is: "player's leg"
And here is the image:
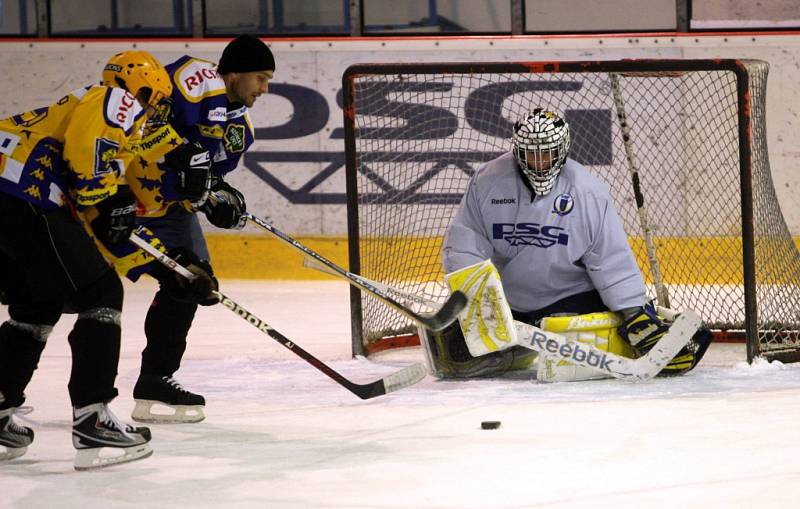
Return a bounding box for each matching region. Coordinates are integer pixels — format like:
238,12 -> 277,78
133,208 -> 210,423
68,268 -> 153,470
0,196 -> 151,468
0,251 -> 56,461
421,287 -> 612,380
535,312 -> 636,382
0,196 -> 150,468
0,195 -> 62,461
422,259 -> 537,378
419,322 -> 536,379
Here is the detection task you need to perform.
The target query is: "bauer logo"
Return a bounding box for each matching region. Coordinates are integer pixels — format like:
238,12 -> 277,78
552,193 -> 574,216
492,223 -> 569,248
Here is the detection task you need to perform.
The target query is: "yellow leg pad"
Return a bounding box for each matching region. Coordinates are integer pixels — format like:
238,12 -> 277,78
537,312 -> 635,382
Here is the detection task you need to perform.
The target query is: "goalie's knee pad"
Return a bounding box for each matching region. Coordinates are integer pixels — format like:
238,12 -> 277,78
536,311 -> 636,383
419,323 -> 536,379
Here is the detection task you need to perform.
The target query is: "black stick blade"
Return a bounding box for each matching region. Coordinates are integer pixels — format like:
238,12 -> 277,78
413,291 -> 467,332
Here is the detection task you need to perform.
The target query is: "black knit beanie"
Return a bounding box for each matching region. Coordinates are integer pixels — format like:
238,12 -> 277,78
218,35 -> 275,74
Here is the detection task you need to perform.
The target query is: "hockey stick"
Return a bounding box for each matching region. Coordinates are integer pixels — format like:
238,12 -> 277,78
515,309 -> 701,381
610,73 -> 671,309
243,211 -> 466,331
305,255 -> 698,381
302,256 -> 435,308
128,231 -> 427,400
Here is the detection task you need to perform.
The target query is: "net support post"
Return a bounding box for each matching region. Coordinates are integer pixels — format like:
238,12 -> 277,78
342,68 -> 366,357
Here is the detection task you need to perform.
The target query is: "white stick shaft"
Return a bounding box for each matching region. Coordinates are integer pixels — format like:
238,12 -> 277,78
128,232 -> 196,280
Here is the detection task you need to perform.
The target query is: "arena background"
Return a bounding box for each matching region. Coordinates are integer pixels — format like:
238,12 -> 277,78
1,1 -> 798,280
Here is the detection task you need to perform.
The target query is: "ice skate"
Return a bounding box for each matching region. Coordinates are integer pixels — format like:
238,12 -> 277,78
72,402 -> 152,470
132,374 -> 205,423
0,407 -> 34,461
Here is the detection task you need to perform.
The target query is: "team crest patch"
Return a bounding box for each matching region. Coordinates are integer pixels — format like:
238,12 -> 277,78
223,124 -> 246,153
552,193 -> 574,216
94,137 -> 121,176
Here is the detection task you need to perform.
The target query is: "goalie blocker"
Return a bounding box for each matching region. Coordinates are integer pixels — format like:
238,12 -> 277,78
422,259 -> 712,381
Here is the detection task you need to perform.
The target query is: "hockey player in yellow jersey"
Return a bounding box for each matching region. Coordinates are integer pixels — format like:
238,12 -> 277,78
0,50 -> 191,470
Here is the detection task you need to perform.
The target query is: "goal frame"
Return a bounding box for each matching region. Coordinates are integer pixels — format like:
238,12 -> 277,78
342,58 -> 771,363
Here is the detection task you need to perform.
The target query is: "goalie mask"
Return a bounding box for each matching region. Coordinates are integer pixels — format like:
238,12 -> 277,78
102,50 -> 173,128
511,108 -> 571,196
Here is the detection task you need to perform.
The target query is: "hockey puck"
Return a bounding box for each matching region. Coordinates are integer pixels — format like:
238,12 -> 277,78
481,421 -> 501,430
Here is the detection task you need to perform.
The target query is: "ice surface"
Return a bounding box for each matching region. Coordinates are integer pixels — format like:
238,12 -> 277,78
3,279 -> 800,508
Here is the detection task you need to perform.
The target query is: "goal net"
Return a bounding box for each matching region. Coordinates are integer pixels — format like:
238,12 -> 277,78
342,59 -> 800,363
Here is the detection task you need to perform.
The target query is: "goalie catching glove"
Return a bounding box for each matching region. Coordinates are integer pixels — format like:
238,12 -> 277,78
150,247 -> 220,306
202,178 -> 246,229
618,304 -> 713,376
444,259 -> 517,356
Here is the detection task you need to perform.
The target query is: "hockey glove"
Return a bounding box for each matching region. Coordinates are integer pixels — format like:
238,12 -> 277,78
153,247 -> 220,306
161,141 -> 212,204
617,304 -> 668,354
618,304 -> 713,376
202,179 -> 246,230
91,185 -> 138,247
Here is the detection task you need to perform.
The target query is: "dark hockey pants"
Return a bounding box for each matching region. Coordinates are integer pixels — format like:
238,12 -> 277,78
0,193 -> 123,408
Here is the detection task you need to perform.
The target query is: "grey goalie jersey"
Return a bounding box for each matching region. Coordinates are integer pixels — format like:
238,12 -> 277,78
443,152 -> 648,313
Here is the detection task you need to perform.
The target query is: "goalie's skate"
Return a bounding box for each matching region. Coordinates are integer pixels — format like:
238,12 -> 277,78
0,407 -> 33,461
72,402 -> 153,471
132,374 -> 205,423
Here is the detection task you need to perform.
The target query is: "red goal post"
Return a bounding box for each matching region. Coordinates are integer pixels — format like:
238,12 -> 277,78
342,59 -> 800,364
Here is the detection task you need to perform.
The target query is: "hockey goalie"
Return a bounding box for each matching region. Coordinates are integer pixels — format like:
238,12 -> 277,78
419,109 -> 712,381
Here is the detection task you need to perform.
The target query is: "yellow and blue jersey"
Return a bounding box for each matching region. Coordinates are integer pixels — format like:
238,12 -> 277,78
105,55 -> 257,280
0,85 -> 146,211
166,55 -> 255,177
123,55 -> 255,219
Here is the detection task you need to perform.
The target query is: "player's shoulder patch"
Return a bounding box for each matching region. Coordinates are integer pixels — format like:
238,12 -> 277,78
103,87 -> 145,135
173,57 -> 227,103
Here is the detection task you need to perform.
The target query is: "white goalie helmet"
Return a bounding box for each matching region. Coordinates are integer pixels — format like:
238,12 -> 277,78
511,108 -> 571,196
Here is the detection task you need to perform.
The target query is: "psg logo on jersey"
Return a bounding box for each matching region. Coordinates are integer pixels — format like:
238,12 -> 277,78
552,193 -> 574,216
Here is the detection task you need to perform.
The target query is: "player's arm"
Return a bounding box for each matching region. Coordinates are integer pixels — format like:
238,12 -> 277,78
442,178 -> 495,273
197,109 -> 254,229
580,193 -> 648,311
170,57 -> 229,156
63,87 -> 146,247
128,124 -> 212,209
579,194 -> 712,374
62,87 -> 145,208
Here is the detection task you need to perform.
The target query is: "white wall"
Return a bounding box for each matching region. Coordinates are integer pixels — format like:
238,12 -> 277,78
0,34 -> 799,235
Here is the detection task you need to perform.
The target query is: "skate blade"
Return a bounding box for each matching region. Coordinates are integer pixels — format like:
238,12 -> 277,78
132,400 -> 205,424
0,444 -> 28,461
74,443 -> 153,471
